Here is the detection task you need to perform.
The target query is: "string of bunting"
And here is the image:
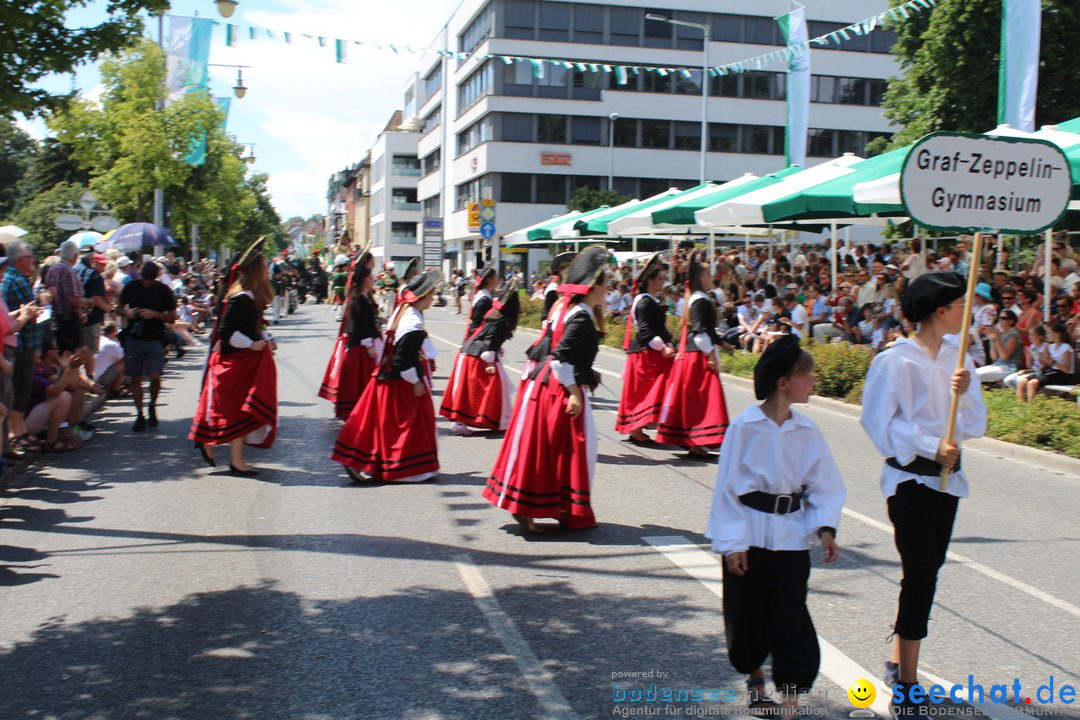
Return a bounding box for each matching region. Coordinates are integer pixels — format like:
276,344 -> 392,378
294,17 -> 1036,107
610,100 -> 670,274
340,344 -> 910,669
214,0 -> 939,80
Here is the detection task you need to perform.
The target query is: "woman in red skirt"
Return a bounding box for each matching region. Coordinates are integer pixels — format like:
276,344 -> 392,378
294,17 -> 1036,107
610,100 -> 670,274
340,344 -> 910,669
656,250 -> 730,459
441,278 -> 521,435
467,266 -> 497,338
332,269 -> 441,483
318,252 -> 379,419
523,251 -> 576,378
190,237 -> 278,477
483,246 -> 608,534
615,252 -> 675,444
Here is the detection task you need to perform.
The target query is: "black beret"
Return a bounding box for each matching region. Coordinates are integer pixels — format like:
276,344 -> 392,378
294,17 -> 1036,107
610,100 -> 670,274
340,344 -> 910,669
753,334 -> 803,400
901,271 -> 966,323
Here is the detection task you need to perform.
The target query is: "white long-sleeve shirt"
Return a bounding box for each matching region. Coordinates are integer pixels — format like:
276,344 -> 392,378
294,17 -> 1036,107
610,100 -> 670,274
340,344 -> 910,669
860,335 -> 987,499
706,404 -> 846,555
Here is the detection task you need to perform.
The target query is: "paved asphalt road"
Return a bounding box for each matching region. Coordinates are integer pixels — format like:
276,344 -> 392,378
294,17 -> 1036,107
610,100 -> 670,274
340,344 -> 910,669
1,300 -> 1077,720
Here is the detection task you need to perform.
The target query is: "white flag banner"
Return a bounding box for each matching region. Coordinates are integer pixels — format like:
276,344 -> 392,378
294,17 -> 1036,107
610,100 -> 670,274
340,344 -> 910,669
777,6 -> 810,167
998,0 -> 1041,132
166,16 -> 214,104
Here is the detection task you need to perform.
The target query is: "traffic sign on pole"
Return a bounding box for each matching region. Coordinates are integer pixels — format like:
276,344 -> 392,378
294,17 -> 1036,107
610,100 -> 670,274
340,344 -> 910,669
480,222 -> 496,239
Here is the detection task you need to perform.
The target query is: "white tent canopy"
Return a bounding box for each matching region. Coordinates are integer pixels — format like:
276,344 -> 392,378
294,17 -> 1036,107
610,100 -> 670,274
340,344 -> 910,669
696,154 -> 865,227
605,174 -> 758,237
503,211 -> 583,246
853,123 -> 1080,206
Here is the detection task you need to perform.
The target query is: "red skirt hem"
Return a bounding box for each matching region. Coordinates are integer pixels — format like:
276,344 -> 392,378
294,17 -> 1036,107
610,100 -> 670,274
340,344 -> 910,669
655,351 -> 730,448
481,370 -> 596,526
319,336 -> 378,419
189,349 -> 277,448
439,353 -> 509,430
615,349 -> 673,433
331,377 -> 439,482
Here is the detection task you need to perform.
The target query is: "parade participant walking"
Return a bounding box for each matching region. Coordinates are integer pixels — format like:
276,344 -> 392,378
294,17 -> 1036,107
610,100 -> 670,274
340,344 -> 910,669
329,256 -> 348,322
376,263 -> 400,317
440,278 -> 521,435
615,253 -> 675,445
332,269 -> 441,483
656,251 -> 731,458
394,258 -> 418,307
318,252 -> 379,419
523,251 -> 575,377
707,334 -> 845,718
860,271 -> 987,718
482,246 -> 608,534
466,266 -> 497,338
189,238 -> 278,476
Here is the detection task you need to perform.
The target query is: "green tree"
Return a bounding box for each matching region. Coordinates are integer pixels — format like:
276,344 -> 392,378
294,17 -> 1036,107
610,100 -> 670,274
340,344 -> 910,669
0,120 -> 37,220
242,172 -> 286,248
48,39 -> 262,251
0,0 -> 170,118
11,181 -> 87,255
881,0 -> 1080,148
566,186 -> 630,213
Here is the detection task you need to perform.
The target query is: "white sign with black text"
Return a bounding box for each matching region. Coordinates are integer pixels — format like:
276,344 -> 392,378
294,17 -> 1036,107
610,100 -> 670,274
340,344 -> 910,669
900,132 -> 1072,234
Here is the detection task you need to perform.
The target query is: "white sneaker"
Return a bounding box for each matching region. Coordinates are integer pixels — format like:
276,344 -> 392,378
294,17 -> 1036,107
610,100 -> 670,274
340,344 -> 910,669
452,422 -> 474,437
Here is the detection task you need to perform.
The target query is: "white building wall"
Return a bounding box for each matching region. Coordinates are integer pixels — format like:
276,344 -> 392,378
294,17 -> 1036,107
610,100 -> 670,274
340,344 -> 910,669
367,124 -> 422,265
404,0 -> 897,275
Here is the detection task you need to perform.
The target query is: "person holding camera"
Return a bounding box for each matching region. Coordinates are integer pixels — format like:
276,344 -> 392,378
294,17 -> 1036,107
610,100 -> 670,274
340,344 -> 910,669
118,261 -> 177,432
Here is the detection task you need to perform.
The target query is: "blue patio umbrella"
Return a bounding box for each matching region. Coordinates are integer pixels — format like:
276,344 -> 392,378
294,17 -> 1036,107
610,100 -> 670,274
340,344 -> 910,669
106,223 -> 179,251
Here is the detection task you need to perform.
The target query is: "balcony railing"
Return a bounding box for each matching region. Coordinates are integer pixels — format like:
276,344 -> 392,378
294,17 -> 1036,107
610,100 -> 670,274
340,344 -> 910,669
392,200 -> 421,211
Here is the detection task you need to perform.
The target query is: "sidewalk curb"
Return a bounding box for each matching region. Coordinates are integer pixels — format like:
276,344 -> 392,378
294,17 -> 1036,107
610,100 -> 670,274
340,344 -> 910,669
516,322 -> 1080,478
0,390 -> 110,490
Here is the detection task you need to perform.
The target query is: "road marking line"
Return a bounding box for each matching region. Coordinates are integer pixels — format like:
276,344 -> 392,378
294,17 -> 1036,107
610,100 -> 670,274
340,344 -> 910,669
454,555 -> 580,720
841,507 -> 1080,621
918,668 -> 1031,720
430,326 -> 1080,622
644,535 -> 892,719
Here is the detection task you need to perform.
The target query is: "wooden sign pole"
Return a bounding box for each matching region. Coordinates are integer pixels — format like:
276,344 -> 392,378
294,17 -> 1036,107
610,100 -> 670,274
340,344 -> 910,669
941,231 -> 984,491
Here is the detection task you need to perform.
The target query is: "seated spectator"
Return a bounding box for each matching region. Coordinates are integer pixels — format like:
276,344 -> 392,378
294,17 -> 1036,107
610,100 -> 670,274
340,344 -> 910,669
976,310 -> 1023,384
27,339 -> 91,451
1016,322 -> 1075,402
93,322 -> 126,396
813,297 -> 855,343
1005,325 -> 1048,393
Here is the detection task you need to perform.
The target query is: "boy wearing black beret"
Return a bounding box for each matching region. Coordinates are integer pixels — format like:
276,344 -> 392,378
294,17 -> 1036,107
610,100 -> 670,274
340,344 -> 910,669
706,334 -> 846,717
860,271 -> 987,718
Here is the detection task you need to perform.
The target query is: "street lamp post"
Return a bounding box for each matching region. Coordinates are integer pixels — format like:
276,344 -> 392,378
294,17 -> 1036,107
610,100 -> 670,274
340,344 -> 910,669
208,64 -> 251,98
645,14 -> 710,184
607,112 -> 618,192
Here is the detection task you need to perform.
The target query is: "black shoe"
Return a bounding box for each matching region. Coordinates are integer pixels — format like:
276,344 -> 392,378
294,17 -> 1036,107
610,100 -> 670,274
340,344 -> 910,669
176,347 -> 186,359
229,463 -> 258,477
132,415 -> 146,432
148,406 -> 158,428
626,434 -> 657,447
345,466 -> 373,483
79,421 -> 96,431
195,442 -> 215,467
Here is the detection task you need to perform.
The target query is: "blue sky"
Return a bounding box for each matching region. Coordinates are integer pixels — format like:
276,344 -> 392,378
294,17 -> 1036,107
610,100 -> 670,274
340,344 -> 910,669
21,0 -> 455,219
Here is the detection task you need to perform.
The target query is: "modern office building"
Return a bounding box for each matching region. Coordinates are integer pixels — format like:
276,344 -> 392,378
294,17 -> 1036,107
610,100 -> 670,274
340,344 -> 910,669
394,0 -> 897,275
363,111 -> 423,266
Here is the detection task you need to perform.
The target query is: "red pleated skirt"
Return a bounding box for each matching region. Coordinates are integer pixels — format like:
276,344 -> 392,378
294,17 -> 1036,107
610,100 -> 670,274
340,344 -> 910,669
615,349 -> 674,434
319,336 -> 379,419
331,377 -> 438,482
482,369 -> 596,528
189,348 -> 277,448
439,353 -> 511,430
655,351 -> 730,448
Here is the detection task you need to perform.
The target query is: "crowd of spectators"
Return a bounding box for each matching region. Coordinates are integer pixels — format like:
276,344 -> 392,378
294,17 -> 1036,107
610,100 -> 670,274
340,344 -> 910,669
0,240 -> 227,471
527,233 -> 1078,401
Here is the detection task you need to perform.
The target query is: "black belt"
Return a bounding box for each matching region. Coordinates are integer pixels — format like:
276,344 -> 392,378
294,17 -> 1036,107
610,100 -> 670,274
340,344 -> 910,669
739,486 -> 806,515
886,454 -> 961,476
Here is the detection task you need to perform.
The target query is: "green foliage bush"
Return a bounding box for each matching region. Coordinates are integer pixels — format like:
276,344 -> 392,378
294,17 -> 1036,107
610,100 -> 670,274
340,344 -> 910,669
809,342 -> 874,399
983,390 -> 1080,458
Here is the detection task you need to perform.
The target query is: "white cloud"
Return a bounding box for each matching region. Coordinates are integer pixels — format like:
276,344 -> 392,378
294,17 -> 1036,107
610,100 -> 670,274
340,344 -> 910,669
209,0 -> 451,218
